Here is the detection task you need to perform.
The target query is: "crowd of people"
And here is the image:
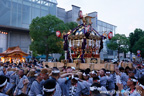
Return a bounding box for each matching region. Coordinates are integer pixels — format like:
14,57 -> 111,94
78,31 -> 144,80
0,61 -> 144,96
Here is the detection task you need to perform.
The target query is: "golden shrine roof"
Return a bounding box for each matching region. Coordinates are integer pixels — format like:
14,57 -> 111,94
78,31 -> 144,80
0,46 -> 28,57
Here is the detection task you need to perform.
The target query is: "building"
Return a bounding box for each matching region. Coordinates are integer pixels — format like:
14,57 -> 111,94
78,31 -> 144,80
97,20 -> 117,59
0,0 -> 116,60
0,0 -> 57,53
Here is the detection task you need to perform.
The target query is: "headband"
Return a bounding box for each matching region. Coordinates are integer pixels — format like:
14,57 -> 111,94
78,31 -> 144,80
52,70 -> 60,73
94,80 -> 100,83
72,75 -> 79,80
129,78 -> 137,82
91,71 -> 97,75
106,72 -> 110,74
137,82 -> 144,89
71,67 -> 75,70
83,73 -> 86,76
43,87 -> 55,92
90,86 -> 102,91
34,72 -> 40,77
0,79 -> 7,87
139,84 -> 144,89
83,73 -> 89,76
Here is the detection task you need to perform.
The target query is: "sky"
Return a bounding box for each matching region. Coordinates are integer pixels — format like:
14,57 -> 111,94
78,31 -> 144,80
57,0 -> 144,36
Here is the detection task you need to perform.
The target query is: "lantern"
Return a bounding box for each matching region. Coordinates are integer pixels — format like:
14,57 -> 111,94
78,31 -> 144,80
108,31 -> 113,40
56,31 -> 61,37
78,10 -> 83,19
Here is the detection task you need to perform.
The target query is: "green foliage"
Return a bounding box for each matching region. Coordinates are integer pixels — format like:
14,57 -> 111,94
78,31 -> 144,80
32,51 -> 38,57
129,28 -> 144,53
65,22 -> 78,30
29,14 -> 78,61
129,32 -> 134,52
132,37 -> 144,58
107,41 -> 118,50
59,55 -> 65,62
29,15 -> 68,61
107,34 -> 129,53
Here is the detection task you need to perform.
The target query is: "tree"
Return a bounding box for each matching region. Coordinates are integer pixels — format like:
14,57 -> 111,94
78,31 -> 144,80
65,22 -> 78,30
129,28 -> 144,60
29,15 -> 68,61
132,37 -> 144,58
107,34 -> 129,60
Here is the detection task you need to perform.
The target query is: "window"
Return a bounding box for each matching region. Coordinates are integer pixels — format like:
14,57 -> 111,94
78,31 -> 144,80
0,0 -> 57,28
41,6 -> 49,17
0,48 -> 2,53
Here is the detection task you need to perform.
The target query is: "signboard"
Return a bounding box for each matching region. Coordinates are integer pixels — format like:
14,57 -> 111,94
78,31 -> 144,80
137,50 -> 141,54
137,50 -> 141,57
137,54 -> 141,57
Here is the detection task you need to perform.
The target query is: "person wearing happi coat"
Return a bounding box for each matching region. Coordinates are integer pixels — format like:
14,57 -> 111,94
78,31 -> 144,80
43,79 -> 56,96
90,82 -> 108,96
140,68 -> 144,78
2,69 -> 16,94
128,70 -> 138,79
0,75 -> 8,96
80,72 -> 93,95
82,69 -> 93,84
80,69 -> 93,93
0,67 -> 7,76
13,69 -> 29,96
117,77 -> 141,96
99,69 -> 107,88
90,70 -> 97,78
49,67 -> 65,96
105,70 -> 115,95
28,70 -> 43,96
40,68 -> 49,91
134,66 -> 141,79
136,76 -> 144,96
61,74 -> 89,96
118,67 -> 129,89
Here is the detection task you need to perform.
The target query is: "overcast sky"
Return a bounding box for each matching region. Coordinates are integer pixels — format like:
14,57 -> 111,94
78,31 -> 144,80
57,0 -> 144,36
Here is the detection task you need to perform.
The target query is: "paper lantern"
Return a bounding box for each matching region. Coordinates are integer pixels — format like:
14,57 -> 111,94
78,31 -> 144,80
78,10 -> 83,19
56,31 -> 61,37
108,31 -> 113,40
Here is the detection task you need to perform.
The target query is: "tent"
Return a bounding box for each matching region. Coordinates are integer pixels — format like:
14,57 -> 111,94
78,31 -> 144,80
36,55 -> 53,59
